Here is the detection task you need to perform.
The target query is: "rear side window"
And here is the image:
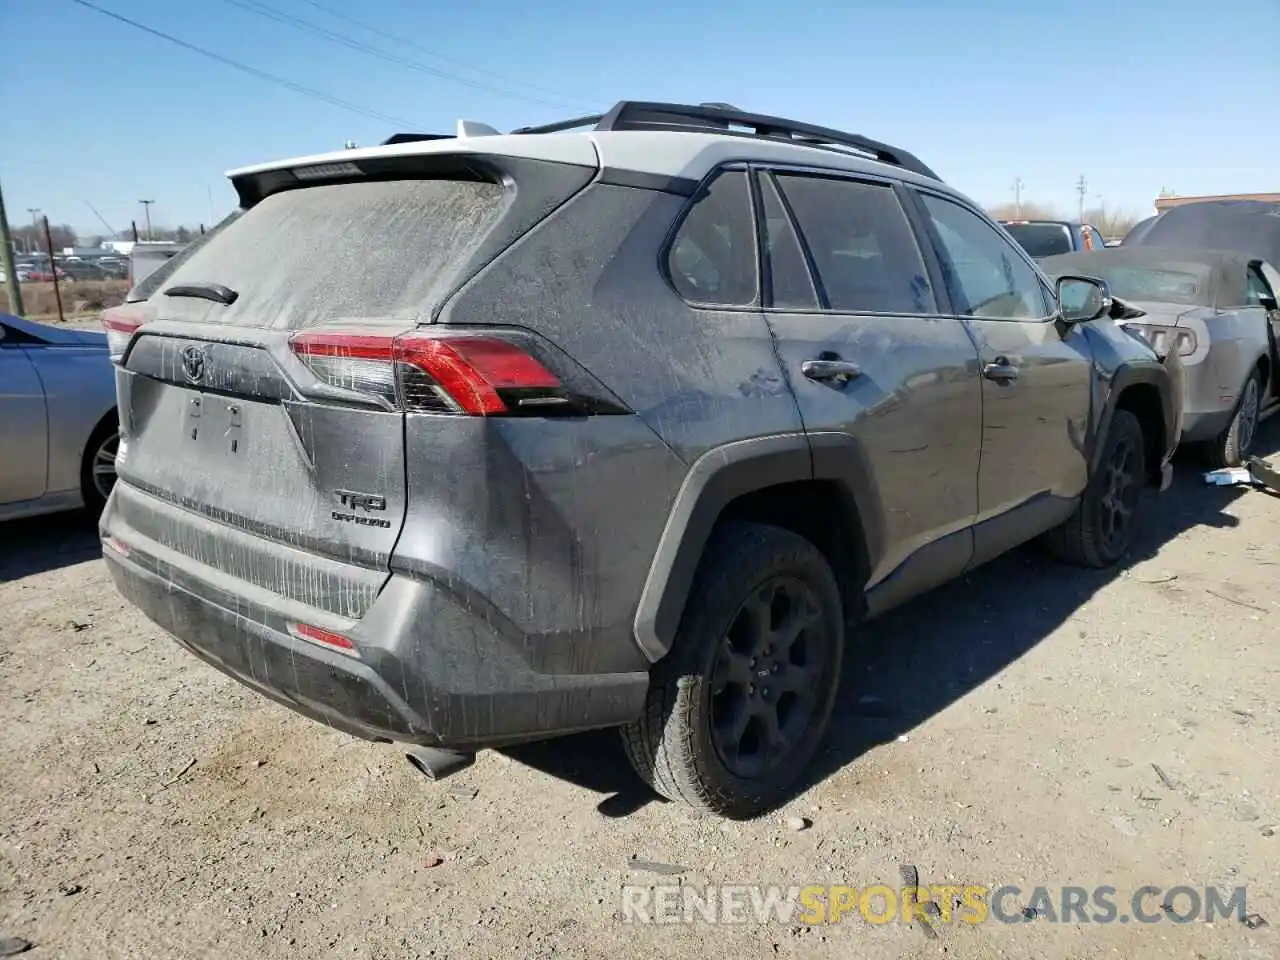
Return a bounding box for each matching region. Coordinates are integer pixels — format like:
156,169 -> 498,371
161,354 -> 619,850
758,174 -> 818,309
773,175 -> 936,315
147,178 -> 509,328
667,170 -> 758,306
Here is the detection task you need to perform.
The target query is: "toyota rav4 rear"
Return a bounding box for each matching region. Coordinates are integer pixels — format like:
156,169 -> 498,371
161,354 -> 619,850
100,138 -> 685,752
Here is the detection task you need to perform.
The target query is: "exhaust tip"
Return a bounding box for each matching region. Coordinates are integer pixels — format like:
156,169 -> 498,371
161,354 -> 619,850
405,746 -> 475,782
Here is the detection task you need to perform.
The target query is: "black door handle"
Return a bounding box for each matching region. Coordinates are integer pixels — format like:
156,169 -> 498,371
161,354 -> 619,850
802,358 -> 862,384
983,359 -> 1018,383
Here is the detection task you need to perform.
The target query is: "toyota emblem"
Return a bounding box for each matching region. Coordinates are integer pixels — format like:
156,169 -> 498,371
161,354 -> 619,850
180,345 -> 207,384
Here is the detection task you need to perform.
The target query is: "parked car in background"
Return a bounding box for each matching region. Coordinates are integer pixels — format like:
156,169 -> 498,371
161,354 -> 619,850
1042,246 -> 1280,466
127,242 -> 186,290
1123,199 -> 1280,263
1000,219 -> 1107,259
97,257 -> 128,279
0,313 -> 119,521
58,259 -> 108,281
21,265 -> 66,283
99,100 -> 1181,817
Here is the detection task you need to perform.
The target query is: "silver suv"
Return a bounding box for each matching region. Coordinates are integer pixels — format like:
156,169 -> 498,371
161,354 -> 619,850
100,101 -> 1181,817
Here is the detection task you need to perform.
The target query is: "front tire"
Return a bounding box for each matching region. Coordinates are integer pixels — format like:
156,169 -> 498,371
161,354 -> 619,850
1201,370 -> 1260,469
1046,408 -> 1146,568
621,522 -> 844,818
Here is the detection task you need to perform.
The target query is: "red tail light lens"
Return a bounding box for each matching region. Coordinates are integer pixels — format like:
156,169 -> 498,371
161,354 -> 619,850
289,329 -> 621,416
397,336 -> 560,415
102,306 -> 147,361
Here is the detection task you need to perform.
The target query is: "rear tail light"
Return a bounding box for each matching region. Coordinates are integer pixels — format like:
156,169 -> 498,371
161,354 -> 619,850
1124,322 -> 1197,358
102,306 -> 147,361
288,621 -> 359,658
289,328 -> 626,416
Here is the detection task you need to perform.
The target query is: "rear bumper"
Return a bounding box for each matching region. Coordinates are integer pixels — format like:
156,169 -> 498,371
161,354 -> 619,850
101,505 -> 648,750
1180,409 -> 1234,444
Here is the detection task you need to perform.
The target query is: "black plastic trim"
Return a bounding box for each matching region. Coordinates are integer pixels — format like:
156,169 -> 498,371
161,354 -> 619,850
597,167 -> 698,196
633,433 -> 816,661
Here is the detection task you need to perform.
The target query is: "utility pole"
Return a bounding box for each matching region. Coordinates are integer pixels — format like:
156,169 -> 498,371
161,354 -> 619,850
42,216 -> 64,325
1012,177 -> 1024,217
138,199 -> 154,241
27,208 -> 41,256
0,177 -> 25,316
1076,175 -> 1087,223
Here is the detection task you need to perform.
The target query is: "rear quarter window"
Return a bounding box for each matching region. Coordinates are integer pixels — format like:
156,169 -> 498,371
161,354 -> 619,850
666,170 -> 759,307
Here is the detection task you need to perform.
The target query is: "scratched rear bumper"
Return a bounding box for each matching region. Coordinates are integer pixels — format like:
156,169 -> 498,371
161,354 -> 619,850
100,489 -> 648,749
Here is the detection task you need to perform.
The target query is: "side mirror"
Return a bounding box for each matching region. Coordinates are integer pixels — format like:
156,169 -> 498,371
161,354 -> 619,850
1056,274 -> 1113,324
1260,294 -> 1278,312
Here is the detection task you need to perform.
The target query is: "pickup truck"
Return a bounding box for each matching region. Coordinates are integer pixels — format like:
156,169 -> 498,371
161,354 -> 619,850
1000,219 -> 1107,259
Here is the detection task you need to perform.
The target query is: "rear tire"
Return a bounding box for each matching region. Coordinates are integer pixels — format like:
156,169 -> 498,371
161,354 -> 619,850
1046,408 -> 1146,568
621,522 -> 844,818
81,415 -> 120,517
1201,370 -> 1260,469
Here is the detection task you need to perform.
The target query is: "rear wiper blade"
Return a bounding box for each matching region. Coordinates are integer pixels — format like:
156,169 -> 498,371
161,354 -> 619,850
164,282 -> 239,306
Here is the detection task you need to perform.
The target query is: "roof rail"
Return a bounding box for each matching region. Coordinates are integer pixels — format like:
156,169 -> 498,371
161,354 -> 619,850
511,100 -> 940,180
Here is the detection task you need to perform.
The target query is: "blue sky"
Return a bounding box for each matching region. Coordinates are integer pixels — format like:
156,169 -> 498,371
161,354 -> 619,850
1,0 -> 1276,237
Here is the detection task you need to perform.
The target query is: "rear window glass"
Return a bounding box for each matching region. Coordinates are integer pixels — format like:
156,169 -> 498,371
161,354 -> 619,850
1088,265 -> 1204,304
1002,223 -> 1074,258
145,178 -> 508,328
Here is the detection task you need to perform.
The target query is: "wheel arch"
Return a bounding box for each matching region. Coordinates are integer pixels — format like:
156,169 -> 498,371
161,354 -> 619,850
1099,363 -> 1173,487
633,432 -> 877,662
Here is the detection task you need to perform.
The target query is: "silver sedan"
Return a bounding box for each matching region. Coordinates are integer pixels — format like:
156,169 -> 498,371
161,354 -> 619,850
1,313 -> 119,521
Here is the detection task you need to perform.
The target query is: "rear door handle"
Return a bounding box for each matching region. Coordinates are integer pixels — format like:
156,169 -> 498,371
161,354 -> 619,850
802,358 -> 862,384
983,359 -> 1018,383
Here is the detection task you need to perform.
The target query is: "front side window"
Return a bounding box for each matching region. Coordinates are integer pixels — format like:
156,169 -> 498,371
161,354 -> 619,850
773,174 -> 936,315
921,194 -> 1050,320
667,170 -> 758,306
1246,264 -> 1273,306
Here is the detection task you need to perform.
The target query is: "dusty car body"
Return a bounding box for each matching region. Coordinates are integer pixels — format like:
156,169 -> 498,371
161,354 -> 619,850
1042,247 -> 1280,466
97,100 -> 1182,817
0,313 -> 119,520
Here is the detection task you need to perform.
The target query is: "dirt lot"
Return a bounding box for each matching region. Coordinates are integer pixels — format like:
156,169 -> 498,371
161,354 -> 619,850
2,431 -> 1278,960
1,280 -> 129,324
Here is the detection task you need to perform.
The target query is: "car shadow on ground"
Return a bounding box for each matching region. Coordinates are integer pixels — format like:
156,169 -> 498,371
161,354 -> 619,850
505,420 -> 1280,818
0,509 -> 102,582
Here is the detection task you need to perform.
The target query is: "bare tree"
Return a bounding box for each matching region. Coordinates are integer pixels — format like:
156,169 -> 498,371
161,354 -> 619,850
8,222 -> 77,254
986,201 -> 1060,221
1082,206 -> 1141,239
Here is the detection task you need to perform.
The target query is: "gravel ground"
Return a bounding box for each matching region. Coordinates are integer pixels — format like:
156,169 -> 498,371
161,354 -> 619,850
2,428 -> 1277,960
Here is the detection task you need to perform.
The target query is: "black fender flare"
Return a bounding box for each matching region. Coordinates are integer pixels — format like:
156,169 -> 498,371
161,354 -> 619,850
1095,359 -> 1179,481
632,431 -> 880,662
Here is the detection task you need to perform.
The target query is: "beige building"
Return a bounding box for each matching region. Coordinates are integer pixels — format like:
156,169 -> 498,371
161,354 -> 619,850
1154,192 -> 1280,212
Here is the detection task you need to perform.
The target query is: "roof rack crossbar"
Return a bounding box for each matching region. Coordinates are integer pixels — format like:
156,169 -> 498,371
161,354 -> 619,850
601,101 -> 939,179
510,114 -> 606,135
510,101 -> 939,180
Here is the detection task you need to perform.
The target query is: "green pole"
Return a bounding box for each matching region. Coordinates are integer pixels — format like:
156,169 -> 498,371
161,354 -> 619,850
0,176 -> 25,316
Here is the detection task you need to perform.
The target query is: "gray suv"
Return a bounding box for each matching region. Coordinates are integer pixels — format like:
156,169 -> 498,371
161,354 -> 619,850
100,102 -> 1181,817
